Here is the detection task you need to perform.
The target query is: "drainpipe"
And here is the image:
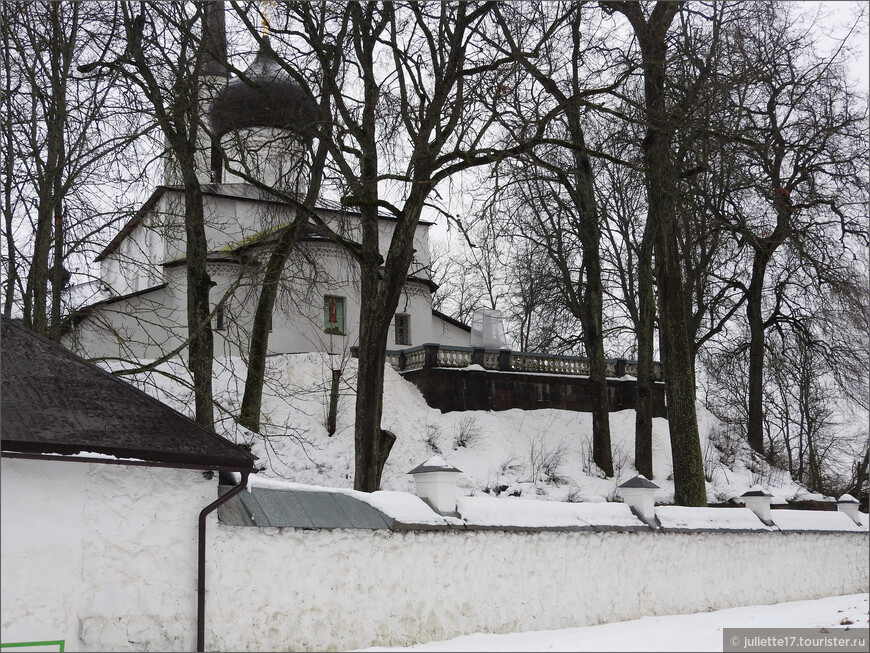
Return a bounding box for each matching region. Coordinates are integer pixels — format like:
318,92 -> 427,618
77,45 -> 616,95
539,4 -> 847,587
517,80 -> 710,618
197,470 -> 249,652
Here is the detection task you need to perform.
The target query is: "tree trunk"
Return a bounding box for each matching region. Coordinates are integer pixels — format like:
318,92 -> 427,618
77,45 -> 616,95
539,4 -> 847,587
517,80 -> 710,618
1,2 -> 16,319
182,176 -> 214,429
564,78 -> 613,477
655,216 -> 706,505
23,1 -> 70,338
580,248 -> 613,477
634,226 -> 656,478
239,222 -> 302,432
25,98 -> 63,335
354,339 -> 389,490
24,197 -> 53,334
327,367 -> 341,436
606,0 -> 707,505
353,241 -> 391,490
745,254 -> 769,455
49,153 -> 65,341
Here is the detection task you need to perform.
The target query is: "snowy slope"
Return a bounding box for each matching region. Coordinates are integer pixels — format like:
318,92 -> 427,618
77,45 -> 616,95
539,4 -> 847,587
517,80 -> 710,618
126,353 -> 819,505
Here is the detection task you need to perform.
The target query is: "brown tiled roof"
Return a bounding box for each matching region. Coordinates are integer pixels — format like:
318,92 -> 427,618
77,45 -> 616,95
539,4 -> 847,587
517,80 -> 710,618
1,318 -> 257,472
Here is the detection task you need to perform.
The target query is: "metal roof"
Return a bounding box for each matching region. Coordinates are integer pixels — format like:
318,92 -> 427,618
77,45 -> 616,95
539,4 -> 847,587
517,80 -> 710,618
218,486 -> 396,529
407,460 -> 463,475
1,318 -> 258,472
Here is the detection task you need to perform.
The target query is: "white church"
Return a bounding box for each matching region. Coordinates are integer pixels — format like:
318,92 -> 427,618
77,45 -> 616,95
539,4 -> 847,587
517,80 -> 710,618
67,34 -> 472,362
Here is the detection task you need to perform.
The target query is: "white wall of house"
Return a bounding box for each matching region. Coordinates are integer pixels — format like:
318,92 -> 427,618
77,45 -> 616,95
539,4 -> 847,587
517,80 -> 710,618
81,241 -> 451,360
0,458 -> 214,653
1,459 -> 87,651
66,276 -> 187,361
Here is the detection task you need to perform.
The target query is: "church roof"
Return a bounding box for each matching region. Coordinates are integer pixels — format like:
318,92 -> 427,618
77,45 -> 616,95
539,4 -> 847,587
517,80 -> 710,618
210,38 -> 317,140
0,318 -> 258,472
95,184 -> 433,264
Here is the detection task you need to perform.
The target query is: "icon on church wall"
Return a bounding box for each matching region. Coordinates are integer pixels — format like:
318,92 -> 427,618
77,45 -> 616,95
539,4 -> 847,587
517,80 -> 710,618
324,296 -> 345,334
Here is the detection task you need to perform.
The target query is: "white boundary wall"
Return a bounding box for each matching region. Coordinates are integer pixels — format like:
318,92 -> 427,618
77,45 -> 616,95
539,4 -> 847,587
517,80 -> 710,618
208,526 -> 869,652
2,457 -> 867,652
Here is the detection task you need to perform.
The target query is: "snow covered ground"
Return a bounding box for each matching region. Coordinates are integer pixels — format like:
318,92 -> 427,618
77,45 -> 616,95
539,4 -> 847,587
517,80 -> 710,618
130,352 -> 829,506
357,594 -> 870,652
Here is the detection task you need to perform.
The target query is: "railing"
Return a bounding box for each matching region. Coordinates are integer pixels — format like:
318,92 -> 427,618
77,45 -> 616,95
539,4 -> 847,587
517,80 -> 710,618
381,344 -> 663,381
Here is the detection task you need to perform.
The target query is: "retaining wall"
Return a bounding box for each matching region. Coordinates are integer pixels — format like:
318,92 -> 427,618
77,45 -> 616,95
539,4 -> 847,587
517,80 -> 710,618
402,366 -> 668,415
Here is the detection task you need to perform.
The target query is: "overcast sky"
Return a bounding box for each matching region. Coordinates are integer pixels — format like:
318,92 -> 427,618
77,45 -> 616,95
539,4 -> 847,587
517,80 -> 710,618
808,1 -> 869,92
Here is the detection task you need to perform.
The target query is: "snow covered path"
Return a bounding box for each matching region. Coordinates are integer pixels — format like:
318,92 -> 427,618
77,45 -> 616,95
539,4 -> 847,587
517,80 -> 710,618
357,593 -> 869,652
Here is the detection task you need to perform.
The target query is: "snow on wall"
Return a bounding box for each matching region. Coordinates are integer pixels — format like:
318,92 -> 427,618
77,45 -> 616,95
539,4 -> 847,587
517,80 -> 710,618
208,525 -> 869,652
1,458 -> 213,652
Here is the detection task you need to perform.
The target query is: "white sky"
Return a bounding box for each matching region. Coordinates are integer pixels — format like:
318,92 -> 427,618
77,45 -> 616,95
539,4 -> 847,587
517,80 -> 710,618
809,1 -> 869,92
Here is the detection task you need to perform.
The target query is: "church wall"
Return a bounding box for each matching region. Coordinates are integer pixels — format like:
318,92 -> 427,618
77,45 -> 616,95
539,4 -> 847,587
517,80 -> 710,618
80,246 -> 459,363
148,196 -> 186,264
68,282 -> 186,361
101,225 -> 156,298
375,218 -> 432,272
210,243 -> 361,357
222,127 -> 308,194
431,313 -> 473,347
152,190 -> 297,266
390,283 -> 437,348
86,189 -> 461,361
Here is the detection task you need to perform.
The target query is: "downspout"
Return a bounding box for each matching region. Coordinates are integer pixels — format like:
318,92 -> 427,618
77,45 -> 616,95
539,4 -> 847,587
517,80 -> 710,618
197,470 -> 249,652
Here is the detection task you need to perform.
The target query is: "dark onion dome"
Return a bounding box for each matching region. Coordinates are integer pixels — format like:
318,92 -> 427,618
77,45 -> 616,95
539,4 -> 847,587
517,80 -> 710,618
209,38 -> 317,140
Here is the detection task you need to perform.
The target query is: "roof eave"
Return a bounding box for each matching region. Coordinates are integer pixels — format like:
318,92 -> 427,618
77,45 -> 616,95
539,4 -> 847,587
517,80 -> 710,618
1,449 -> 258,474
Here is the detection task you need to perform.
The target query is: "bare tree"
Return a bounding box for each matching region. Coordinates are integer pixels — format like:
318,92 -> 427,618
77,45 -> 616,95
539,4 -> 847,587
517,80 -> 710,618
702,2 -> 869,456
233,2 -> 525,490
1,2 -> 142,337
79,1 -> 227,428
597,146 -> 658,478
600,0 -> 707,505
486,2 -> 627,476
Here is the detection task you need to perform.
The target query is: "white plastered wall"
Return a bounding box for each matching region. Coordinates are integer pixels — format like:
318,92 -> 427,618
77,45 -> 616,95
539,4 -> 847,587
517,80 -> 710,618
65,272 -> 187,361
207,526 -> 869,652
1,459 -> 213,652
431,313 -> 472,346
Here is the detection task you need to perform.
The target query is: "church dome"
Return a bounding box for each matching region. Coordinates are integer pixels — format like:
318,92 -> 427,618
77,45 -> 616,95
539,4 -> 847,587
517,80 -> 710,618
210,39 -> 316,140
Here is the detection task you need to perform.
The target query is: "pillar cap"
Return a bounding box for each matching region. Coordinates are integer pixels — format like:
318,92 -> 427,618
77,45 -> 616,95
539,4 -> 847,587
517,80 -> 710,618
619,474 -> 660,490
741,484 -> 772,498
407,455 -> 462,475
837,493 -> 859,504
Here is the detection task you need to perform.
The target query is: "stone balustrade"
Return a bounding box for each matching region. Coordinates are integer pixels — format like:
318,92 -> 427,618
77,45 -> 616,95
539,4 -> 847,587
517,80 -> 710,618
384,343 -> 663,381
